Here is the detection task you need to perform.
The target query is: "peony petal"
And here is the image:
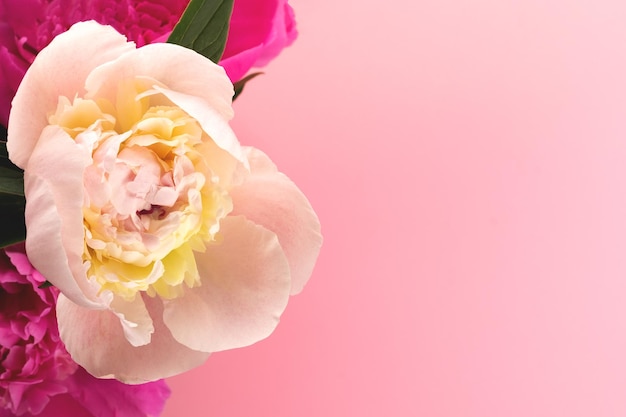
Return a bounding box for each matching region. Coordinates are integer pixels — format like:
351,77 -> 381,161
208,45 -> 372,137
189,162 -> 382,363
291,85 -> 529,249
62,367 -> 170,417
4,243 -> 37,279
196,137 -> 247,188
84,42 -> 234,122
7,21 -> 135,168
255,2 -> 298,67
220,0 -> 298,79
219,44 -> 264,83
23,126 -> 102,309
30,392 -> 93,417
230,147 -> 322,294
222,0 -> 277,59
82,41 -> 247,166
56,294 -> 210,383
162,216 -> 291,352
154,85 -> 248,168
110,295 -> 154,347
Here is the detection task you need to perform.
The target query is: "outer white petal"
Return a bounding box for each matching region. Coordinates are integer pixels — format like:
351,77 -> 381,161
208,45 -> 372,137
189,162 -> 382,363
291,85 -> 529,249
57,294 -> 210,383
24,126 -> 102,308
230,147 -> 322,294
162,216 -> 291,352
7,21 -> 135,168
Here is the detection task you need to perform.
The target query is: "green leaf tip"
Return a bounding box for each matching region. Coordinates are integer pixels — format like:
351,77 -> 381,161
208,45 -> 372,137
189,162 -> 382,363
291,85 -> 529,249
167,0 -> 235,63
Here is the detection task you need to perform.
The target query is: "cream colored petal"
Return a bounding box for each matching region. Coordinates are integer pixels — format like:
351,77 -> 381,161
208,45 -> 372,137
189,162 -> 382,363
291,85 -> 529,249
82,42 -> 246,167
83,42 -> 234,122
230,147 -> 322,294
24,126 -> 102,308
8,21 -> 135,168
162,216 -> 291,352
154,85 -> 248,168
196,138 -> 247,189
110,295 -> 155,347
57,294 -> 210,383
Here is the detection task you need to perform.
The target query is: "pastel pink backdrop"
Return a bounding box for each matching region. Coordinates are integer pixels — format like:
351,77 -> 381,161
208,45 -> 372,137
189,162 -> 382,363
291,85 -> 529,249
163,1 -> 626,416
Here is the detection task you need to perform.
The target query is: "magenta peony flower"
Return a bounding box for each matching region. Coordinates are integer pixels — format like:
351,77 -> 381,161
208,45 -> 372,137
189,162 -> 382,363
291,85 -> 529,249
0,244 -> 171,416
0,0 -> 297,126
0,243 -> 77,415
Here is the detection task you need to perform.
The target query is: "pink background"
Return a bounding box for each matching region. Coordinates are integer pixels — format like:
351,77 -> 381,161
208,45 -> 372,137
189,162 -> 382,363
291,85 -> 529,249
164,1 -> 626,416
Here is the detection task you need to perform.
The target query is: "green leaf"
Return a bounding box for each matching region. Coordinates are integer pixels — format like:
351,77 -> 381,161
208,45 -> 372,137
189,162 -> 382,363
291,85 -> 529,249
0,165 -> 24,196
39,281 -> 53,289
233,72 -> 264,101
0,193 -> 25,248
167,0 -> 235,63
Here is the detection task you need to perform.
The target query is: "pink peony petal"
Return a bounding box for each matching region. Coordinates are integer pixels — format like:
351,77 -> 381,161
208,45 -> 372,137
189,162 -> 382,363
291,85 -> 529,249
219,44 -> 264,83
26,392 -> 94,417
23,126 -> 103,309
3,369 -> 170,417
162,215 -> 291,352
255,2 -> 298,67
4,244 -> 37,279
64,367 -> 170,417
230,148 -> 322,294
7,21 -> 135,168
56,293 -> 210,383
221,0 -> 298,79
223,0 -> 277,59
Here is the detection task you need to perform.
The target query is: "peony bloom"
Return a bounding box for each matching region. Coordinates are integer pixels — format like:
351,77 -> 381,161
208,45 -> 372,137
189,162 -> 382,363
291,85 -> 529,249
0,244 -> 170,417
0,0 -> 297,126
7,21 -> 321,383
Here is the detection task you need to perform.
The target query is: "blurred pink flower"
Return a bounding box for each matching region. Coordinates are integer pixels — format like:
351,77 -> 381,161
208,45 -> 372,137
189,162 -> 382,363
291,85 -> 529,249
0,244 -> 171,416
0,0 -> 297,126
